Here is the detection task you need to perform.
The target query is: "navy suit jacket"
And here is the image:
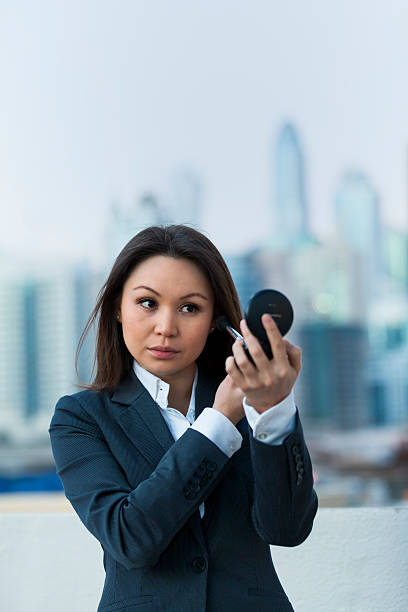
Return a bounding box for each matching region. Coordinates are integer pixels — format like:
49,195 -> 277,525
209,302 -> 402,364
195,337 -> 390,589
49,364 -> 318,612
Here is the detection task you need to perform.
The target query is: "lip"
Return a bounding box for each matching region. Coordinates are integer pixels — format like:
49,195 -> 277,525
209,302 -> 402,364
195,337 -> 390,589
149,346 -> 179,352
148,346 -> 180,359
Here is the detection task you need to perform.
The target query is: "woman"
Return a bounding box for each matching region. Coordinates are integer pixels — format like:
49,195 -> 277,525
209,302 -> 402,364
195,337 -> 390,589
49,224 -> 318,612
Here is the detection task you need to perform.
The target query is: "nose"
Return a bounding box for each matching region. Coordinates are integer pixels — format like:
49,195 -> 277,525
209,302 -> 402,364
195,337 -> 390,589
154,308 -> 178,337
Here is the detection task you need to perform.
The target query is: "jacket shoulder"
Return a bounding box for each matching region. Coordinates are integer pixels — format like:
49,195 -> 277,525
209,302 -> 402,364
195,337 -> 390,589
50,389 -> 109,432
57,387 -> 110,408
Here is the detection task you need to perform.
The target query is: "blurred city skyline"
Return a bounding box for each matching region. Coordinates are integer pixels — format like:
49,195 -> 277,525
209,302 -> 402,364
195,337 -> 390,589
2,117 -> 407,437
1,0 -> 408,265
1,1 -> 408,506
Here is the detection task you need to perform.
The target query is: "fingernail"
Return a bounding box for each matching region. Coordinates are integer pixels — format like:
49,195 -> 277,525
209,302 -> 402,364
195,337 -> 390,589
263,313 -> 272,321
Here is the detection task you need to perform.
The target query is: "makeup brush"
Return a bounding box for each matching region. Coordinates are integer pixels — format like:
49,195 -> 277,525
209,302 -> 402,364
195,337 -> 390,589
215,315 -> 255,365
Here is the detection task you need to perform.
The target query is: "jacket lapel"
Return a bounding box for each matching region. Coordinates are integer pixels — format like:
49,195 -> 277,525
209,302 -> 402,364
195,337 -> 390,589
112,370 -> 175,467
111,364 -> 223,551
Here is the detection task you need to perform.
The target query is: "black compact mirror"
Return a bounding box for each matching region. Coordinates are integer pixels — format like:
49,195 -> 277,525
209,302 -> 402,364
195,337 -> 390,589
245,289 -> 294,360
215,288 -> 294,363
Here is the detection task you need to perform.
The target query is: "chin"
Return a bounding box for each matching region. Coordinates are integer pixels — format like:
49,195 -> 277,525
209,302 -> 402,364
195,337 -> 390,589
142,358 -> 180,373
147,358 -> 194,377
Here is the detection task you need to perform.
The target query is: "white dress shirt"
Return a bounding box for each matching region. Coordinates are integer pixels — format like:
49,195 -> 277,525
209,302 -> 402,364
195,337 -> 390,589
133,360 -> 297,518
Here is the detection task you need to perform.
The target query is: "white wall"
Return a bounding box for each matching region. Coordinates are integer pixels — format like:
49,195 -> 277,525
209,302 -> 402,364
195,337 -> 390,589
0,508 -> 407,612
271,507 -> 408,611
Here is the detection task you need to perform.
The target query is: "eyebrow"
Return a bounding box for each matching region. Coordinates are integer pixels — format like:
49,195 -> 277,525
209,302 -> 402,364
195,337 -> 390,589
131,285 -> 209,301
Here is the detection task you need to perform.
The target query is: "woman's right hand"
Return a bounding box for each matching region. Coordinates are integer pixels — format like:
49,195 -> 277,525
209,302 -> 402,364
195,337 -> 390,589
213,372 -> 245,425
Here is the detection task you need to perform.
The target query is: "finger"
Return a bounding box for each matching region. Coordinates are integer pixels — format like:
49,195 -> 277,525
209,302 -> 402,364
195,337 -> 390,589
283,340 -> 302,374
225,354 -> 246,386
239,319 -> 271,369
232,337 -> 258,375
261,314 -> 288,364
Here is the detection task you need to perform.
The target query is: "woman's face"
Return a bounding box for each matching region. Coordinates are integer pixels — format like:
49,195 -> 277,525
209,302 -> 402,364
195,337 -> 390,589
119,255 -> 215,383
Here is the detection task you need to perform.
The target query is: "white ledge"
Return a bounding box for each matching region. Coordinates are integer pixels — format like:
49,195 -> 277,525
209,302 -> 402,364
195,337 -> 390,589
1,507 -> 407,611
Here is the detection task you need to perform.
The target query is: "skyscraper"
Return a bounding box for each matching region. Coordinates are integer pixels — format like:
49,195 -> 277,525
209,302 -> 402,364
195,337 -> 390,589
0,259 -> 103,443
296,322 -> 369,429
384,227 -> 408,291
224,251 -> 262,311
273,122 -> 310,247
334,170 -> 383,289
0,278 -> 27,434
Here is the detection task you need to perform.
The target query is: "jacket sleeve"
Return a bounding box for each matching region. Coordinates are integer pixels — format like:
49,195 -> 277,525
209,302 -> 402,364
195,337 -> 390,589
249,408 -> 318,547
48,394 -> 230,570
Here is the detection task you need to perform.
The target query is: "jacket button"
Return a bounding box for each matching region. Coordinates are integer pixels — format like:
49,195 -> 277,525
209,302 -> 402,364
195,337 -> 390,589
199,474 -> 209,486
295,455 -> 303,465
190,479 -> 201,493
292,445 -> 300,455
191,557 -> 207,573
205,460 -> 217,472
183,486 -> 196,500
196,464 -> 207,476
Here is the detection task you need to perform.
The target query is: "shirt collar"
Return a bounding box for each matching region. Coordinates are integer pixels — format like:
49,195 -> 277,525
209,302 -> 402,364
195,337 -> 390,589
132,359 -> 197,420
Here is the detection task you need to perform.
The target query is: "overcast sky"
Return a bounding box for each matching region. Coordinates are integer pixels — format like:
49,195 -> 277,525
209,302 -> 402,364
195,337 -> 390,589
1,0 -> 408,265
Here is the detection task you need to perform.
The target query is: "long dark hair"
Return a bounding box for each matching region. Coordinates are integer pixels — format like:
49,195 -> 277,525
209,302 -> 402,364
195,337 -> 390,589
76,224 -> 243,392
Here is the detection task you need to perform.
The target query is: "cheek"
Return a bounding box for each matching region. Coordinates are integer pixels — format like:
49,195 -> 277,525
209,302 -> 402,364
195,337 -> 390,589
120,308 -> 145,343
121,302 -> 145,326
188,322 -> 211,348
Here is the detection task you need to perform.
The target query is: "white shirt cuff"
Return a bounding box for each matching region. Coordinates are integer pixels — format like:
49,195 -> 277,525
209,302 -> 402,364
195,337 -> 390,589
191,407 -> 243,458
243,389 -> 297,445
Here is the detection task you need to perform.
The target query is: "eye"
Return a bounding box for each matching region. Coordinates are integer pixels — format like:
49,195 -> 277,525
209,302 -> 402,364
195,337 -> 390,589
137,298 -> 156,309
181,303 -> 199,313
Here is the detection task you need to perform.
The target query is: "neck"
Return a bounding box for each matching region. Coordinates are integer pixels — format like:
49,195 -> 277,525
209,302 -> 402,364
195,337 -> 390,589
162,362 -> 197,415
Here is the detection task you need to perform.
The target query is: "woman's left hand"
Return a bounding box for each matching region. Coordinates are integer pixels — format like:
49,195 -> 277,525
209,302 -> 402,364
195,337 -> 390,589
225,314 -> 302,413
